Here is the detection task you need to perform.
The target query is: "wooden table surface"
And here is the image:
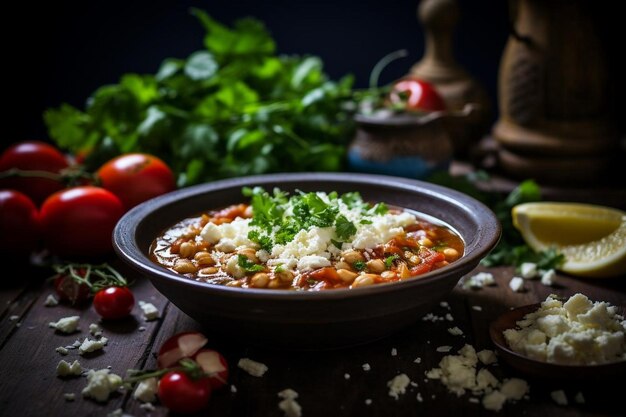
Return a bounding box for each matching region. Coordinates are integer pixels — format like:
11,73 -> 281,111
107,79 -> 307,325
1,261 -> 625,417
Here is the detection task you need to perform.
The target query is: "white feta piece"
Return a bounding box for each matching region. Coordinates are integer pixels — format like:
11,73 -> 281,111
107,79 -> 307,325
500,378 -> 529,400
79,337 -> 105,355
238,358 -> 268,377
278,389 -> 301,417
365,398 -> 372,405
9,315 -> 19,321
387,374 -> 411,400
391,347 -> 397,356
138,301 -> 159,321
416,393 -> 424,402
468,397 -> 480,404
541,269 -> 556,286
89,323 -> 103,337
520,262 -> 538,279
82,369 -> 122,402
509,277 -> 525,292
574,392 -> 585,404
551,390 -> 568,406
477,349 -> 497,365
344,373 -> 350,380
436,346 -> 452,353
49,316 -> 80,334
133,377 -> 157,403
440,301 -> 450,309
63,393 -> 76,401
362,363 -> 371,371
448,327 -> 464,336
475,369 -> 499,390
445,313 -> 454,321
200,222 -> 222,244
472,305 -> 483,311
44,294 -> 59,307
57,360 -> 83,377
56,346 -> 69,356
482,391 -> 507,411
463,272 -> 495,289
296,255 -> 330,271
230,385 -> 237,393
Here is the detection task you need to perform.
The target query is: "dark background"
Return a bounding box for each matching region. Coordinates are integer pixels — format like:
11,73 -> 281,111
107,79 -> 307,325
6,0 -> 510,143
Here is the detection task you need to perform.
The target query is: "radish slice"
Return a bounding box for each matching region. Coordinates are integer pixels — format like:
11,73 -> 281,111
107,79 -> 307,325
157,332 -> 208,369
193,349 -> 229,389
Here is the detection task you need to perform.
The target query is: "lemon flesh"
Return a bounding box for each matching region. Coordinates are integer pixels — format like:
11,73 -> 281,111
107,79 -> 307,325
512,202 -> 626,278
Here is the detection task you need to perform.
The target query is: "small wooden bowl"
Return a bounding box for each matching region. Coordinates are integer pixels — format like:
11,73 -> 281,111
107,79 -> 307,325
489,303 -> 626,381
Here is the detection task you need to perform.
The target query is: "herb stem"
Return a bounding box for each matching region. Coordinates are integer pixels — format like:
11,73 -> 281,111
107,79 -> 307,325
369,49 -> 409,89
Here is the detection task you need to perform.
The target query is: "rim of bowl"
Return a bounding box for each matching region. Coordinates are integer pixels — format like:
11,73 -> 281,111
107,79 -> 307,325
113,172 -> 501,301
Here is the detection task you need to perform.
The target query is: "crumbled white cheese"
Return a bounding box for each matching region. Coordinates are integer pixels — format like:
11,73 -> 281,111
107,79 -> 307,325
436,346 -> 452,353
63,393 -> 76,402
362,363 -> 371,371
500,378 -> 529,400
503,293 -> 626,365
482,391 -> 507,411
477,349 -> 497,365
540,269 -> 556,286
391,347 -> 397,356
49,316 -> 80,334
440,301 -> 450,309
277,389 -> 301,417
365,398 -> 372,405
9,315 -> 19,321
448,327 -> 463,336
79,338 -> 105,355
472,305 -> 483,311
468,397 -> 480,404
344,373 -> 350,380
574,392 -> 585,404
445,313 -> 454,321
56,346 -> 69,356
230,385 -> 238,393
416,393 -> 423,402
138,326 -> 146,332
296,255 -> 330,271
238,358 -> 268,377
520,262 -> 538,279
509,277 -> 524,292
82,369 -> 122,402
387,374 -> 411,400
414,357 -> 422,364
89,323 -> 103,337
463,272 -> 495,289
475,369 -> 499,391
138,301 -> 159,321
44,294 -> 59,307
57,360 -> 83,377
551,390 -> 568,405
133,377 -> 157,403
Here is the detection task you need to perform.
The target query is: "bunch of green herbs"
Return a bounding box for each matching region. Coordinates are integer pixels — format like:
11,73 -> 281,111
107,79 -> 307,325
44,9 -> 355,186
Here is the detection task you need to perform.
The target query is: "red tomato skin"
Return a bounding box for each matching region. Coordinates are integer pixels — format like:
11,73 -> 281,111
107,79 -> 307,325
93,286 -> 135,319
97,153 -> 175,210
53,271 -> 91,304
39,186 -> 124,258
389,77 -> 447,112
191,349 -> 229,389
0,141 -> 69,204
0,190 -> 39,255
158,371 -> 212,414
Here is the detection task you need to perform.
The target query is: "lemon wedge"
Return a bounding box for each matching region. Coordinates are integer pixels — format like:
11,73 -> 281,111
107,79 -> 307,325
512,202 -> 626,278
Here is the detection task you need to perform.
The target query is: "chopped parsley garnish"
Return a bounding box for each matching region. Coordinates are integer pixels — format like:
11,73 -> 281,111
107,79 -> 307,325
274,264 -> 285,273
384,254 -> 399,268
237,254 -> 265,273
369,202 -> 388,215
331,239 -> 344,249
353,260 -> 366,271
360,219 -> 373,224
335,215 -> 357,240
248,230 -> 273,252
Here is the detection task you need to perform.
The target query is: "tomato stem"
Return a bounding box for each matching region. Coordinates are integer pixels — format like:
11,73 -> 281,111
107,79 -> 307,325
369,49 -> 409,89
0,167 -> 97,186
51,262 -> 129,294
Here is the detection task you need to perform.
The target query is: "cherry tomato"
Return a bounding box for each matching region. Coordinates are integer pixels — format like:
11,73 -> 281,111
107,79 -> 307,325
0,190 -> 39,256
93,286 -> 135,319
158,371 -> 212,414
39,186 -> 124,258
0,141 -> 69,205
97,153 -> 175,210
158,332 -> 208,369
54,270 -> 91,304
192,349 -> 229,389
389,77 -> 446,112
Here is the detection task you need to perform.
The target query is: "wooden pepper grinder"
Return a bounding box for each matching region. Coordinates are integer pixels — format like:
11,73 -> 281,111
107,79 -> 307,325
411,0 -> 491,157
493,0 -> 618,185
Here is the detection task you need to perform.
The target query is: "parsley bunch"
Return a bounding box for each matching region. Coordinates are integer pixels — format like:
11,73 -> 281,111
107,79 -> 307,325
44,9 -> 355,187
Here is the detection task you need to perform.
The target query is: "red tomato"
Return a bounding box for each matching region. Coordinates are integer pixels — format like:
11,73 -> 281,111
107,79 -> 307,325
93,286 -> 135,319
54,270 -> 91,304
158,371 -> 212,414
192,349 -> 229,389
0,190 -> 39,255
389,77 -> 446,112
97,153 -> 175,210
0,141 -> 69,204
158,332 -> 209,369
39,186 -> 124,258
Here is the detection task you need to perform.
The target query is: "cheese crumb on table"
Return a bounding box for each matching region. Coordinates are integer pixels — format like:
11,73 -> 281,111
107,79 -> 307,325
477,349 -> 497,365
82,369 -> 122,402
414,357 -> 422,364
138,301 -> 160,321
416,393 -> 423,402
133,377 -> 157,403
79,338 -> 106,355
48,316 -> 80,334
387,374 -> 411,400
551,390 -> 568,406
57,360 -> 83,377
344,373 -> 350,380
238,358 -> 268,377
365,398 -> 372,405
55,346 -> 69,356
500,378 -> 529,400
482,391 -> 507,411
575,392 -> 585,404
436,346 -> 452,353
230,385 -> 237,393
89,323 -> 103,337
362,363 -> 371,371
463,272 -> 495,289
472,305 -> 483,311
277,389 -> 302,417
540,269 -> 556,286
44,294 -> 59,307
509,277 -> 525,292
520,262 -> 538,279
503,293 -> 626,365
391,347 -> 398,356
448,327 -> 463,336
9,315 -> 19,321
445,313 -> 454,321
63,393 -> 76,402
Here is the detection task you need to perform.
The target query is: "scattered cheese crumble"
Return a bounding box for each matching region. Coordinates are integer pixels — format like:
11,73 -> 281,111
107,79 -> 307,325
463,272 -> 495,289
49,316 -> 80,334
133,377 -> 157,403
509,277 -> 524,293
44,294 -> 59,307
387,374 -> 411,400
362,363 -> 371,371
138,301 -> 159,321
238,358 -> 268,377
520,262 -> 538,279
89,323 -> 103,337
540,269 -> 556,286
448,327 -> 463,336
82,369 -> 122,402
63,393 -> 76,402
57,360 -> 82,377
277,389 -> 302,417
551,390 -> 568,406
79,337 -> 106,355
56,346 -> 69,356
503,293 -> 626,365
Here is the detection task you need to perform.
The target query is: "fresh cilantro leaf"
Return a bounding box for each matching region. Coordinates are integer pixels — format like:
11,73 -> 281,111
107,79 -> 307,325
275,264 -> 285,273
384,255 -> 399,268
248,230 -> 273,252
331,239 -> 343,249
335,215 -> 356,240
237,254 -> 265,273
353,260 -> 366,271
360,219 -> 373,224
340,192 -> 364,209
370,202 -> 388,215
